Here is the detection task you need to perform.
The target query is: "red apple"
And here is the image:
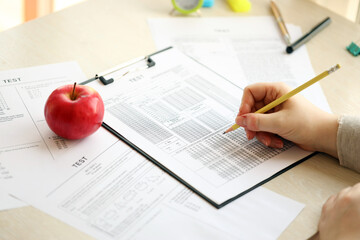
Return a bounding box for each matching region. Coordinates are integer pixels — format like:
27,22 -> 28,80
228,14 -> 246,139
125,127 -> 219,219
44,83 -> 104,140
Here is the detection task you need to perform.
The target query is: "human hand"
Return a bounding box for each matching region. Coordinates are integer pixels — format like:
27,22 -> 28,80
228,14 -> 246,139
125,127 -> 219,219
235,82 -> 338,157
318,183 -> 360,240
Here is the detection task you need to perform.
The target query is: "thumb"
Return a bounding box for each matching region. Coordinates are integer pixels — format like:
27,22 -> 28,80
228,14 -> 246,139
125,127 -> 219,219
235,113 -> 282,134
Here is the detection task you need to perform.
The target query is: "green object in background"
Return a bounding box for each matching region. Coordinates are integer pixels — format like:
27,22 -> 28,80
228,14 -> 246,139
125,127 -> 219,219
227,0 -> 251,12
171,0 -> 204,14
347,42 -> 360,56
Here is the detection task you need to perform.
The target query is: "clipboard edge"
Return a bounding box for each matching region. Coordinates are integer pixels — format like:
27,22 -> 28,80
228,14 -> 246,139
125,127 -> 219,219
83,46 -> 315,209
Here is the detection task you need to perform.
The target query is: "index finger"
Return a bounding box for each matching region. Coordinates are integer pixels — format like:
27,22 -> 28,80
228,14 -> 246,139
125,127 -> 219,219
238,82 -> 290,116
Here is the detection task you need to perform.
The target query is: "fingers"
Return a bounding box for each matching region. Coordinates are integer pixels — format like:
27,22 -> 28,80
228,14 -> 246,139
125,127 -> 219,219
236,83 -> 291,149
335,186 -> 352,202
255,132 -> 284,148
236,112 -> 283,134
243,130 -> 284,148
238,82 -> 290,116
321,186 -> 355,218
318,184 -> 360,240
245,129 -> 256,140
322,192 -> 340,216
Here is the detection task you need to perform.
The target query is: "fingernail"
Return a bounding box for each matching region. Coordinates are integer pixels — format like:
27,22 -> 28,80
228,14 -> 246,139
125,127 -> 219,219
236,115 -> 247,127
260,137 -> 269,146
275,139 -> 283,148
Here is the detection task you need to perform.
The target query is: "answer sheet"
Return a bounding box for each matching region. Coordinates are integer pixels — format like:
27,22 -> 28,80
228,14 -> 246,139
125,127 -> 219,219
0,62 -> 118,209
16,140 -> 304,240
0,62 -> 88,210
88,48 -> 311,207
2,62 -> 304,239
148,17 -> 331,113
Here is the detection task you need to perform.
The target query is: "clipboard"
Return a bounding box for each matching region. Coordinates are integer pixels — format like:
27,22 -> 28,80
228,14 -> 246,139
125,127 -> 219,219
80,47 -> 315,209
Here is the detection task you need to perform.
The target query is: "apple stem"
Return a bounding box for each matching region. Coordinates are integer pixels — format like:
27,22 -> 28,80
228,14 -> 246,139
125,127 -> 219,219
71,82 -> 77,100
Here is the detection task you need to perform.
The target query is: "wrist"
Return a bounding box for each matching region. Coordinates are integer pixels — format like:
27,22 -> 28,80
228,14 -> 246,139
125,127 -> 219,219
314,113 -> 339,158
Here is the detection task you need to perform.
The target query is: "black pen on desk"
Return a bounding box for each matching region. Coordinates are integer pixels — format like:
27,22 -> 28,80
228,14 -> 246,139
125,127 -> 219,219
286,17 -> 331,54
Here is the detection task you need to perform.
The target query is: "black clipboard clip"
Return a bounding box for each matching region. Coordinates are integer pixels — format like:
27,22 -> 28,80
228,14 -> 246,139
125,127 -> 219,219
80,55 -> 157,86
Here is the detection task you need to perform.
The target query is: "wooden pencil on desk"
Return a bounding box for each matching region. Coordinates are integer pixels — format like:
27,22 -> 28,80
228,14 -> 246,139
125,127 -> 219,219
224,64 -> 341,134
270,0 -> 291,46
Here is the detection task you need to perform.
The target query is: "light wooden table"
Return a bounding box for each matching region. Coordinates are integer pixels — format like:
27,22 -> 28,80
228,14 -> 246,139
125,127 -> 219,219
1,0 -> 360,239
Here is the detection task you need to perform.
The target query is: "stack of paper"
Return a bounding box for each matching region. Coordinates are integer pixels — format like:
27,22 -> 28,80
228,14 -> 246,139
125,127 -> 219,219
0,16 -> 329,239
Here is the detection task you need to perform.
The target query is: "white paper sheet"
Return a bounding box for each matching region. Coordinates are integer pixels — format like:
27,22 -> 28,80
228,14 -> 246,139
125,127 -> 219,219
1,61 -> 304,239
0,62 -> 119,200
148,17 -> 331,113
13,141 -> 304,240
0,191 -> 26,211
89,47 -> 311,206
0,62 -> 88,210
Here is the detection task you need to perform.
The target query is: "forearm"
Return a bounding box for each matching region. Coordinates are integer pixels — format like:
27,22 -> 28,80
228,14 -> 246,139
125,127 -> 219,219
314,113 -> 339,159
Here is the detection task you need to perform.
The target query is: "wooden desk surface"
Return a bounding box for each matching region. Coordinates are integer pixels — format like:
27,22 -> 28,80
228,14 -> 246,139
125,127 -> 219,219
1,0 -> 360,239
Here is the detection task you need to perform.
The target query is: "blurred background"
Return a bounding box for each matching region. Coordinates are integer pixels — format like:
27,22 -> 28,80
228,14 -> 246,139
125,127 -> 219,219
0,0 -> 359,32
0,0 -> 85,31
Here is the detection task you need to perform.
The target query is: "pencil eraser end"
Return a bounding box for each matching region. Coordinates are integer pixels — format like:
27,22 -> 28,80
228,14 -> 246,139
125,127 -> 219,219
227,0 -> 251,12
286,46 -> 293,54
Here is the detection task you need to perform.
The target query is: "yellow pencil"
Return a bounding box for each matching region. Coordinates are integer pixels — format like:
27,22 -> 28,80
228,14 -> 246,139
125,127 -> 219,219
224,64 -> 341,134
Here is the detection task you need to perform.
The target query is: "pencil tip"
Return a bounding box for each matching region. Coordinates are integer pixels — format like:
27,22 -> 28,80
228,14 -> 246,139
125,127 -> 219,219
223,132 -> 226,134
